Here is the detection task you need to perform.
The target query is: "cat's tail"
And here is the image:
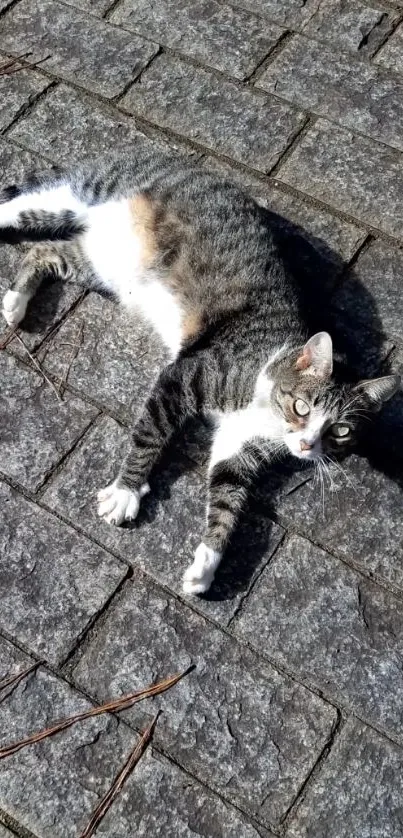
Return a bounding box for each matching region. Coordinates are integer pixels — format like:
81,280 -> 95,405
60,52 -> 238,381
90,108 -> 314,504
0,180 -> 88,243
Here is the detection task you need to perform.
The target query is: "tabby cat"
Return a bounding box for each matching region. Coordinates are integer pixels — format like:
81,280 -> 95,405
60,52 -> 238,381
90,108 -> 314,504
1,148 -> 399,594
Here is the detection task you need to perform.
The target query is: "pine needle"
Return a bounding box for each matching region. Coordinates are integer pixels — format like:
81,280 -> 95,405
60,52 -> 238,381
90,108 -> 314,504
0,662 -> 39,694
14,332 -> 62,402
0,665 -> 193,760
57,320 -> 83,396
0,324 -> 18,349
79,711 -> 160,838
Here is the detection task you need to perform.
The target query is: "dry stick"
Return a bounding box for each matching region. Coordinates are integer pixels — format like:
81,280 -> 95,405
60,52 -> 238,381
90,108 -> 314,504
0,666 -> 194,760
57,320 -> 84,396
0,324 -> 18,350
0,662 -> 39,694
0,52 -> 52,76
14,332 -> 62,402
79,711 -> 160,838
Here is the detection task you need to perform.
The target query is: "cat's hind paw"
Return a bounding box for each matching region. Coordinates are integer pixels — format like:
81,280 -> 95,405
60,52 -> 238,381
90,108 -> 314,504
2,289 -> 29,326
97,480 -> 149,526
182,542 -> 222,595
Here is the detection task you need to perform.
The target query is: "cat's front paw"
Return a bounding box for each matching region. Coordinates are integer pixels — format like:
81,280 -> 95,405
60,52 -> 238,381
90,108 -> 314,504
182,542 -> 222,595
97,480 -> 149,526
2,290 -> 29,326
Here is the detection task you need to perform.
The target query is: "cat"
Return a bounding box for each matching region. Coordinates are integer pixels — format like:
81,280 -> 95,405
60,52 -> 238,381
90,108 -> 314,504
0,147 -> 400,595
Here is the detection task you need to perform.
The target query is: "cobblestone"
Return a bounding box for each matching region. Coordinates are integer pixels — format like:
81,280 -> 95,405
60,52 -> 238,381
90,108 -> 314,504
0,0 -> 158,99
111,0 -> 284,79
0,481 -> 126,664
258,36 -> 403,152
0,58 -> 50,131
287,719 -> 403,838
121,55 -> 306,171
233,534 -> 403,743
301,0 -> 397,55
72,574 -> 337,828
375,21 -> 403,74
7,85 -> 157,164
277,118 -> 403,240
0,352 -> 96,491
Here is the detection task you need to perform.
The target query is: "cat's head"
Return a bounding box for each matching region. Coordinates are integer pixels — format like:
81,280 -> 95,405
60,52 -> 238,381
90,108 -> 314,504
259,332 -> 400,461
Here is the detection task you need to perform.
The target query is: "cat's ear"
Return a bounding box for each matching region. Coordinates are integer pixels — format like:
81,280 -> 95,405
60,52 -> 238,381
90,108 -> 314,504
295,332 -> 333,380
353,374 -> 401,410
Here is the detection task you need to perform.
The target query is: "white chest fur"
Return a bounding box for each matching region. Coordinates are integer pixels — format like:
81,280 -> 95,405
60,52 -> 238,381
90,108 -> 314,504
82,199 -> 183,357
209,402 -> 282,470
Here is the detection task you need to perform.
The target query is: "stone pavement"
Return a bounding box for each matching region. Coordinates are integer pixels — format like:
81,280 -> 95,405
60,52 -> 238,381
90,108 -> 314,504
1,0 -> 403,835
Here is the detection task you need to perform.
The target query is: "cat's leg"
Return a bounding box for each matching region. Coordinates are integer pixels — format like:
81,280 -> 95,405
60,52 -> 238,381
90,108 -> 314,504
183,442 -> 260,595
2,243 -> 77,326
98,357 -> 201,525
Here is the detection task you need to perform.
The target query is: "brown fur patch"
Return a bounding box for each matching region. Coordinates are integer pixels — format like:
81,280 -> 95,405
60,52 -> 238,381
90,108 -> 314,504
182,310 -> 203,342
129,194 -> 158,268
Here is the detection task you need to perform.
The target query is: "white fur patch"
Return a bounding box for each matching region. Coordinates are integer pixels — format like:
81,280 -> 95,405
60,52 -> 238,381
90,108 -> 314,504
2,289 -> 30,326
209,397 -> 282,471
97,480 -> 150,525
0,184 -> 86,227
82,198 -> 183,357
285,410 -> 327,460
183,542 -> 222,594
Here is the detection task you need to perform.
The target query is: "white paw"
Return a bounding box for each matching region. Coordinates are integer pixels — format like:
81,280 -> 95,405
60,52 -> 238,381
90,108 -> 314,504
97,480 -> 150,526
182,542 -> 222,595
2,289 -> 29,326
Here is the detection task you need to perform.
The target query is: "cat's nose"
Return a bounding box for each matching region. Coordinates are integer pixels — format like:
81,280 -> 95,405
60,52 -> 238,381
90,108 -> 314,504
300,439 -> 313,452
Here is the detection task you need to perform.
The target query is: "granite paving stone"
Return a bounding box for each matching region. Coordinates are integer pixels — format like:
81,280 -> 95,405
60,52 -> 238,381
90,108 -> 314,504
0,826 -> 15,837
0,480 -> 126,664
227,0 -> 320,28
286,719 -> 403,838
263,453 -> 403,590
63,0 -> 115,15
72,573 -> 337,827
96,750 -> 275,838
0,352 -> 96,492
337,238 -> 403,344
0,0 -> 158,99
301,0 -> 396,55
121,55 -> 306,172
39,292 -> 165,420
42,415 -> 285,624
258,35 -> 403,152
0,667 -> 272,838
234,534 -> 403,742
277,118 -> 403,240
7,84 -> 158,165
111,0 -> 284,79
375,21 -> 403,74
0,58 -> 50,132
205,156 -> 366,265
0,636 -> 33,703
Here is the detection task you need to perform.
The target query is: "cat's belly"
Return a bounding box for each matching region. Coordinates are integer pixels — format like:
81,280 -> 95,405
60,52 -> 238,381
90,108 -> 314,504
81,198 -> 183,357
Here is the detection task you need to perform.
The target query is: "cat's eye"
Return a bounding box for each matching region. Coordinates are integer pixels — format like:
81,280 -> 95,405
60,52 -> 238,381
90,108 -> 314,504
332,424 -> 350,438
293,398 -> 310,417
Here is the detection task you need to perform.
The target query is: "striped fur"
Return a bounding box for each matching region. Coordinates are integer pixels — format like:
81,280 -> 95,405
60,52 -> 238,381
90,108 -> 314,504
0,147 -> 400,594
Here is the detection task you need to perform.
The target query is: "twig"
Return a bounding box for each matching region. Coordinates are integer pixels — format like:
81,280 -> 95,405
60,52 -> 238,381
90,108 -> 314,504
14,332 -> 62,402
0,52 -> 52,76
57,320 -> 83,396
0,324 -> 18,350
79,711 -> 160,838
0,662 -> 39,694
0,665 -> 193,760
